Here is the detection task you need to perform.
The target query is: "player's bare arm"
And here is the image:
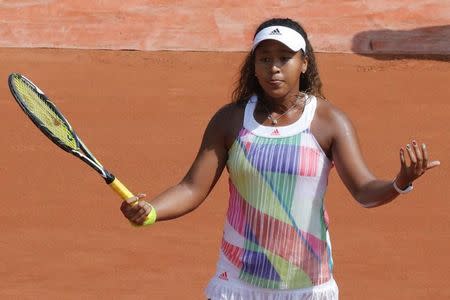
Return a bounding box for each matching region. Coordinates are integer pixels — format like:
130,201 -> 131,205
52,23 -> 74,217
121,104 -> 241,224
319,100 -> 440,208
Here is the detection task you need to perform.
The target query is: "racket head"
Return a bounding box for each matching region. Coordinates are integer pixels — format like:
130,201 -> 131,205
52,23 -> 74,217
8,73 -> 80,153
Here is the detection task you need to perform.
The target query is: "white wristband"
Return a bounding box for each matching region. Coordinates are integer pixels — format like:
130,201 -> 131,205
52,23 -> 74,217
393,180 -> 413,194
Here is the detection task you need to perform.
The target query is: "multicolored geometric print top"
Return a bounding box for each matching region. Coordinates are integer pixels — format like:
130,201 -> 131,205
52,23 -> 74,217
218,95 -> 333,290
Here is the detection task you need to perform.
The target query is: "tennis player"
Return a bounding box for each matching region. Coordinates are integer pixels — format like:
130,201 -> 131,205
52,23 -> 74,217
120,18 -> 440,299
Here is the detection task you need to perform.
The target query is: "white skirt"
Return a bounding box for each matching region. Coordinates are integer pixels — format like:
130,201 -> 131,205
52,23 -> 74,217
205,276 -> 338,300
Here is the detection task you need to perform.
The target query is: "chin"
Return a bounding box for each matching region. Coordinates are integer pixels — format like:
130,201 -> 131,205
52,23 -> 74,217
262,89 -> 289,100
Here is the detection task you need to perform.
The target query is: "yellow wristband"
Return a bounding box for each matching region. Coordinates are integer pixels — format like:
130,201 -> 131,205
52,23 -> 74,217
129,204 -> 157,227
143,205 -> 157,226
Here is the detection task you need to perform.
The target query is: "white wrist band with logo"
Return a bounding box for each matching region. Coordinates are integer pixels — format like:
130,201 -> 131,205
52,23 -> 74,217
393,180 -> 414,194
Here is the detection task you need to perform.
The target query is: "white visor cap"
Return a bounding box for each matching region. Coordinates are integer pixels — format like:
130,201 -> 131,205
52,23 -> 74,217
252,26 -> 306,53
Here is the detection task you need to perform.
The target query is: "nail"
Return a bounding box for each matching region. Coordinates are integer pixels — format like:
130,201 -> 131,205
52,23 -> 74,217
412,140 -> 417,146
406,144 -> 410,149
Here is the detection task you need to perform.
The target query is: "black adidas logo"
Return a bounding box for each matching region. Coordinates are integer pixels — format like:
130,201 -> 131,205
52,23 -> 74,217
269,28 -> 281,35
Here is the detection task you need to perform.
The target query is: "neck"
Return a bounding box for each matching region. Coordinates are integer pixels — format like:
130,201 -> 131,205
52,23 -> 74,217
257,92 -> 307,126
261,92 -> 305,113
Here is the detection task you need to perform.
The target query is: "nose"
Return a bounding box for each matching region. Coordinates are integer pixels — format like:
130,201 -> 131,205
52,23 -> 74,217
269,61 -> 282,73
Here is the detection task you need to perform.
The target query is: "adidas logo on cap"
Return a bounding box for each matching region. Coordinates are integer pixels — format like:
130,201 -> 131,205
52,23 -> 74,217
269,28 -> 282,35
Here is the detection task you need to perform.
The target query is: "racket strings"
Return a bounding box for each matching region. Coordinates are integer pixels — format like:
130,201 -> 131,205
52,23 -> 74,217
12,77 -> 79,150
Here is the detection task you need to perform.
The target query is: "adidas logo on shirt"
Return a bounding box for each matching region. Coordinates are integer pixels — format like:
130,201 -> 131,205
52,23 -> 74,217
269,28 -> 282,35
219,272 -> 228,280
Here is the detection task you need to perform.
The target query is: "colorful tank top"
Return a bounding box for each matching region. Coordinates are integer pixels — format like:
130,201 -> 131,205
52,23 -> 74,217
215,95 -> 333,291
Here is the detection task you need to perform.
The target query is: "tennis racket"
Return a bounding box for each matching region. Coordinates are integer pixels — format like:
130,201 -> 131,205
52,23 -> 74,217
8,73 -> 155,226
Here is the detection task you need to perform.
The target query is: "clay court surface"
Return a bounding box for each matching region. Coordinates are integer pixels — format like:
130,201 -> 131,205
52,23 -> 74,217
0,48 -> 448,299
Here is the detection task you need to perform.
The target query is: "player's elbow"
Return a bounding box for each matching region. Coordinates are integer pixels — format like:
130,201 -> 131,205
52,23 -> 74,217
353,180 -> 382,208
355,196 -> 380,208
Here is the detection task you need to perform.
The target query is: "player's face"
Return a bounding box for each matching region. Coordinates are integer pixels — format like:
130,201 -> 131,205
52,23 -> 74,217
254,40 -> 306,100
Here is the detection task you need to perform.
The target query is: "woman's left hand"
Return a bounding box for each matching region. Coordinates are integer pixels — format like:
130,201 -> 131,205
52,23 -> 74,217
395,140 -> 440,189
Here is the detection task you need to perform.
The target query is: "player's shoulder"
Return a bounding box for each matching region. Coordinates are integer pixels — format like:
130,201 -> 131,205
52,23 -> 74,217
208,102 -> 245,148
210,102 -> 244,127
216,101 -> 245,116
314,96 -> 353,127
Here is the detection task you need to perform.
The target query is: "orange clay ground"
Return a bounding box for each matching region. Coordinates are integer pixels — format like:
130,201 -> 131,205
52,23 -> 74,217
0,48 -> 448,299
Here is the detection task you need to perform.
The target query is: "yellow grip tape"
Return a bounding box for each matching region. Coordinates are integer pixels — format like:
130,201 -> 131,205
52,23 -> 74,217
109,177 -> 134,200
109,177 -> 157,226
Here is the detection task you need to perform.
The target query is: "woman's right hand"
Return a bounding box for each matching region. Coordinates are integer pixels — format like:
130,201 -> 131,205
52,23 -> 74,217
120,193 -> 152,225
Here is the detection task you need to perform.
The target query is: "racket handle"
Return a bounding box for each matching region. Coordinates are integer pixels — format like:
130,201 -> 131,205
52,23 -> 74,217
109,177 -> 134,200
108,177 -> 157,226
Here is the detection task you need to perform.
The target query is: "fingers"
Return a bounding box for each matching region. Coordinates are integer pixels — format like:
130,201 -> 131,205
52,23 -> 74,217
421,143 -> 429,170
405,143 -> 417,165
411,140 -> 423,174
421,143 -> 441,170
134,201 -> 154,225
427,160 -> 441,170
121,193 -> 145,215
125,193 -> 146,205
120,193 -> 151,225
399,147 -> 406,168
400,140 -> 439,183
129,201 -> 151,224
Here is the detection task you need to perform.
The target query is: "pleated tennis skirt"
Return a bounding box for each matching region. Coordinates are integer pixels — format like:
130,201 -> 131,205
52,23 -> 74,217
205,276 -> 338,300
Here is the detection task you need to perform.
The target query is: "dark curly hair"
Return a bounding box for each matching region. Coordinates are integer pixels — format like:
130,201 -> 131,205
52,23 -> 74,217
232,18 -> 324,105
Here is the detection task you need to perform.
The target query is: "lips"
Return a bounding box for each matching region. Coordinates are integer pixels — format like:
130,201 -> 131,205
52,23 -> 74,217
267,79 -> 284,87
